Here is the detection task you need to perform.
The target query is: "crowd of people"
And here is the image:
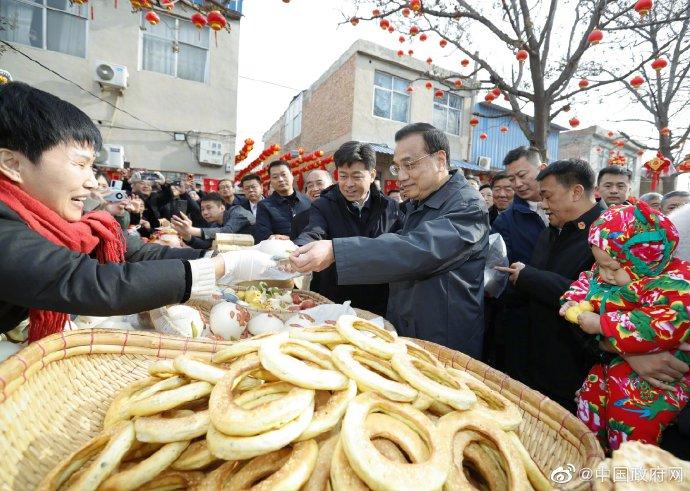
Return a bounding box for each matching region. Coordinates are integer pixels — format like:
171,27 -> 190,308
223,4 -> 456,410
1,82 -> 689,459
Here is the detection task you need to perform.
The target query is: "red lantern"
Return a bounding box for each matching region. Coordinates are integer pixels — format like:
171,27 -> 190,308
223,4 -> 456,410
660,127 -> 671,137
630,75 -> 645,89
479,133 -> 488,140
245,138 -> 254,146
144,11 -> 160,25
434,89 -> 444,99
130,0 -> 143,9
402,8 -> 411,17
677,156 -> 690,173
426,57 -> 433,65
578,79 -> 589,89
636,149 -> 645,156
607,130 -> 615,138
439,39 -> 447,48
207,10 -> 226,31
419,33 -> 428,42
406,85 -> 414,93
425,81 -> 433,90
372,9 -> 380,16
516,50 -> 528,62
397,50 -> 404,57
461,59 -> 470,67
454,80 -> 462,89
587,29 -> 603,44
614,139 -> 625,148
297,147 -> 305,155
191,12 -> 207,29
499,126 -> 509,134
569,117 -> 580,128
410,0 -> 422,12
643,151 -> 672,190
388,26 -> 395,33
651,58 -> 668,72
161,0 -> 174,11
408,49 -> 414,56
491,87 -> 501,97
350,17 -> 359,26
399,35 -> 406,43
634,0 -> 653,18
409,26 -> 420,36
469,117 -> 479,127
379,19 -> 390,30
484,93 -> 496,103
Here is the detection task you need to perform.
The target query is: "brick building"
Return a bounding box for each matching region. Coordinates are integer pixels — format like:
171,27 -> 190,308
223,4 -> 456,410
262,39 -> 477,193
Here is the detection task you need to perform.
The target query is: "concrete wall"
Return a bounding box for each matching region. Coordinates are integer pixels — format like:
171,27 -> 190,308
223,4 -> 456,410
1,3 -> 240,178
350,51 -> 472,162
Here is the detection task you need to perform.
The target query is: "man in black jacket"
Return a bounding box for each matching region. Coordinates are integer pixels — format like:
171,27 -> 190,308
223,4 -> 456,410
497,160 -> 605,413
295,141 -> 399,316
171,192 -> 254,249
291,169 -> 333,239
254,160 -> 310,242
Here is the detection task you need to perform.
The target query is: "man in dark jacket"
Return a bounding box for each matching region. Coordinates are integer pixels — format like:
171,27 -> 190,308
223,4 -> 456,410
290,123 -> 489,358
219,178 -> 247,208
488,171 -> 514,225
291,169 -> 333,239
171,192 -> 254,249
497,159 -> 605,413
295,142 -> 399,316
254,160 -> 310,242
490,146 -> 548,382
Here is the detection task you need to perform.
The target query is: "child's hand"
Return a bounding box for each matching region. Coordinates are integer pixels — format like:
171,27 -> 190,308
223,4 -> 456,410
559,301 -> 578,317
577,312 -> 602,335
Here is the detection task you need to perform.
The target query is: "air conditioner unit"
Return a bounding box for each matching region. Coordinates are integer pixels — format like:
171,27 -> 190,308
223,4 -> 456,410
477,156 -> 492,170
94,60 -> 129,90
95,144 -> 126,168
197,139 -> 227,167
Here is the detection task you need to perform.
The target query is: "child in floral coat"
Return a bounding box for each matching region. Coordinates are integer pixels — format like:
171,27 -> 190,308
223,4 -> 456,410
560,201 -> 690,450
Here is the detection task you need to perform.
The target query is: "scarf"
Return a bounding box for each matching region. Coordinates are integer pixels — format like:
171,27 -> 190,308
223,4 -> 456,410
0,175 -> 126,342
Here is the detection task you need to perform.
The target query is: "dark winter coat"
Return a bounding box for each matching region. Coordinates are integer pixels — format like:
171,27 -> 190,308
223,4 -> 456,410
294,184 -> 400,316
254,191 -> 310,242
491,196 -> 546,265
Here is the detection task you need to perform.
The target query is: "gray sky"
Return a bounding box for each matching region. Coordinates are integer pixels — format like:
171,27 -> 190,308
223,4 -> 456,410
234,0 -> 688,189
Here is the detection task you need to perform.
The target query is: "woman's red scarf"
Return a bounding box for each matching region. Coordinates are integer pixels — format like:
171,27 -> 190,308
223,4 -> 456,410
0,175 -> 125,342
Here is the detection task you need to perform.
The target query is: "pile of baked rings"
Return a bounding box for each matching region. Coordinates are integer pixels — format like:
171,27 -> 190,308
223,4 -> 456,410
38,315 -> 553,491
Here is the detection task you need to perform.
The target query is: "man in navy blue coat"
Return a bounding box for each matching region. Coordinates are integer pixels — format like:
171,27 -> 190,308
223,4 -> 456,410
254,160 -> 310,242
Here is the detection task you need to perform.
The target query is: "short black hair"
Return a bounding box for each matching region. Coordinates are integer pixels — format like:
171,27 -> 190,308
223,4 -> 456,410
490,171 -> 511,188
0,82 -> 102,164
240,173 -> 261,186
394,122 -> 451,163
333,141 -> 376,170
597,166 -> 632,185
503,146 -> 542,167
479,184 -> 491,191
536,159 -> 595,193
268,159 -> 291,174
201,192 -> 225,206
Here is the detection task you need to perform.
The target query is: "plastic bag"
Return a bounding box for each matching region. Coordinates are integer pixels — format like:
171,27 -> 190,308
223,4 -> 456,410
484,233 -> 509,298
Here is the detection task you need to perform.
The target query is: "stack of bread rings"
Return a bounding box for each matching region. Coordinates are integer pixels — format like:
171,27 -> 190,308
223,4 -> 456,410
38,315 -> 553,491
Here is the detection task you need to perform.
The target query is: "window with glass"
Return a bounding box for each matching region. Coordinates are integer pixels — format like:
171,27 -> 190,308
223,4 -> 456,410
0,0 -> 87,58
284,93 -> 302,144
373,71 -> 410,123
141,13 -> 209,83
433,91 -> 463,135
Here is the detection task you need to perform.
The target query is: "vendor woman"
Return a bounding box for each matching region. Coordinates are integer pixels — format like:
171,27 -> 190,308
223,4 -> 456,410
0,82 -> 273,342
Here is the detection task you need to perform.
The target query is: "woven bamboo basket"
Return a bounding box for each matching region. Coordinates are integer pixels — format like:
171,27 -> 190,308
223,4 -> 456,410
0,330 -> 603,490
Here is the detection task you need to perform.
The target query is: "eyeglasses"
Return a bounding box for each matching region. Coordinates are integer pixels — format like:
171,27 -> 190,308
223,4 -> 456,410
389,152 -> 434,177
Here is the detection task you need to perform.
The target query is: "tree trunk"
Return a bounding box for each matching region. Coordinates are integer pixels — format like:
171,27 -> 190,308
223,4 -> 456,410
532,99 -> 551,163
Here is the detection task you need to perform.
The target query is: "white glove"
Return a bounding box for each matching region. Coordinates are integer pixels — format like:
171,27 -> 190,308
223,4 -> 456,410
222,249 -> 277,283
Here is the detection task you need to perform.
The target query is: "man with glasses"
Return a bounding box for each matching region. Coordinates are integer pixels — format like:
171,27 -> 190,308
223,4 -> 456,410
290,123 -> 489,358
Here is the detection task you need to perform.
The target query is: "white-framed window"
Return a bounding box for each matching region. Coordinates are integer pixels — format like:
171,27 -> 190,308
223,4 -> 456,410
140,13 -> 210,83
433,91 -> 463,135
373,71 -> 410,123
284,93 -> 302,144
0,0 -> 87,58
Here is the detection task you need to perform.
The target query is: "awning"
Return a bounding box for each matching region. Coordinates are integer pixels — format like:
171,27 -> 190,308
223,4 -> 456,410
450,159 -> 487,172
369,143 -> 394,155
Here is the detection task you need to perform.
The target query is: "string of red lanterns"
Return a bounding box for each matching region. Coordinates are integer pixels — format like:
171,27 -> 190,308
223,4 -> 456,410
234,138 -> 254,165
234,143 -> 281,183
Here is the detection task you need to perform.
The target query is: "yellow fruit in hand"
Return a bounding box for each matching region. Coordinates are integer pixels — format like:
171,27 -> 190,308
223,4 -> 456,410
565,306 -> 582,324
578,301 -> 594,313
